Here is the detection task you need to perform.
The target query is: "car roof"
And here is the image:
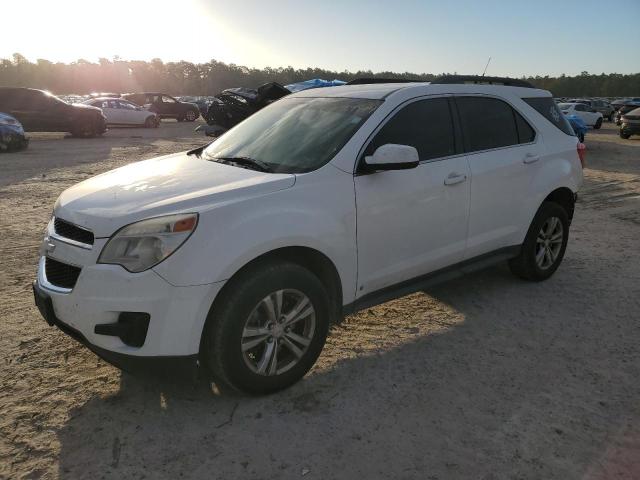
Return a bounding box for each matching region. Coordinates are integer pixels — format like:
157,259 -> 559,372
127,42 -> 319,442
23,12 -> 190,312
289,82 -> 550,100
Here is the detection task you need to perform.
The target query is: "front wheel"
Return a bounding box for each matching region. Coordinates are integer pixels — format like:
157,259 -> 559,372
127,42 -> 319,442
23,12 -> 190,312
201,261 -> 331,394
509,202 -> 570,282
620,131 -> 631,139
593,118 -> 602,129
144,116 -> 156,128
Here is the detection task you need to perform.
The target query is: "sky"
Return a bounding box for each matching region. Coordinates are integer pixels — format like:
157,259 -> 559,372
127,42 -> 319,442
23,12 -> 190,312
4,0 -> 639,76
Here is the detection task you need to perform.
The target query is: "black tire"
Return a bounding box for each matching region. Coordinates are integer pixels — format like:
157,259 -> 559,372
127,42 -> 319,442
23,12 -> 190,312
201,260 -> 332,395
508,202 -> 570,282
593,118 -> 602,129
578,132 -> 585,142
185,110 -> 198,122
608,112 -> 614,122
144,116 -> 158,128
620,131 -> 631,139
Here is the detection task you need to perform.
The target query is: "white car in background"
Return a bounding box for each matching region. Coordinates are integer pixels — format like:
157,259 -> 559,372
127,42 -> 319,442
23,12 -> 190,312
83,98 -> 159,128
558,102 -> 603,129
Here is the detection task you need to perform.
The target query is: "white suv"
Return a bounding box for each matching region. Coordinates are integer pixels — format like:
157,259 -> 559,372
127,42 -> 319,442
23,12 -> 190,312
33,77 -> 584,394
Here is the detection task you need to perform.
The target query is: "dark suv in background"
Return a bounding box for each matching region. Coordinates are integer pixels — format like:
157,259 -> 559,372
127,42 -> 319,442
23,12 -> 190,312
0,87 -> 107,137
121,93 -> 200,121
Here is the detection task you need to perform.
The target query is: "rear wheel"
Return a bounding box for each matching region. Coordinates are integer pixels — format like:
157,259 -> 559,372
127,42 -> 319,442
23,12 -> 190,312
509,202 -> 570,282
620,131 -> 631,139
201,261 -> 332,394
185,110 -> 198,122
608,112 -> 614,121
594,118 -> 602,129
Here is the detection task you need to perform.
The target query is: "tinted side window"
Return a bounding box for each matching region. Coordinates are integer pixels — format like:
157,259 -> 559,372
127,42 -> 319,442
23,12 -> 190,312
523,97 -> 574,136
456,97 -> 519,152
365,98 -> 456,161
514,110 -> 535,143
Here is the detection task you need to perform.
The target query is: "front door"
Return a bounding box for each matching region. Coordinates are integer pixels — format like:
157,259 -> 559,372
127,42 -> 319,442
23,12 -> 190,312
354,97 -> 470,296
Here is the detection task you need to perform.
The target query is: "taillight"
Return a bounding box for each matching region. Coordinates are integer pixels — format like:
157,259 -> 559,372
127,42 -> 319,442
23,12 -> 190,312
577,142 -> 586,168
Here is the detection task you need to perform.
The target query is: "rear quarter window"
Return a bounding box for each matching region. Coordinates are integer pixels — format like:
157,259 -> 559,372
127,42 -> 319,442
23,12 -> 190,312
523,97 -> 575,136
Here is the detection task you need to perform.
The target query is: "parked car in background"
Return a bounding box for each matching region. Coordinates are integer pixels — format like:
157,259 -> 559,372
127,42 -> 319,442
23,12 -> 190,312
122,93 -> 200,121
34,77 -> 584,394
558,102 -> 603,128
0,87 -> 107,137
205,82 -> 290,130
619,107 -> 640,139
83,98 -> 159,127
567,99 -> 614,121
179,96 -> 212,117
566,114 -> 588,142
614,102 -> 640,125
0,112 -> 28,152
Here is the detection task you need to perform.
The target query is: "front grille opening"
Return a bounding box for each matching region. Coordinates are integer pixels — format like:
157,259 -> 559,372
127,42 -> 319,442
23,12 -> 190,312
54,218 -> 94,246
45,257 -> 81,289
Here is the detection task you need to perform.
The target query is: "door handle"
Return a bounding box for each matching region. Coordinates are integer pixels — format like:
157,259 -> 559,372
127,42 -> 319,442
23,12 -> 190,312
444,172 -> 467,186
523,153 -> 539,164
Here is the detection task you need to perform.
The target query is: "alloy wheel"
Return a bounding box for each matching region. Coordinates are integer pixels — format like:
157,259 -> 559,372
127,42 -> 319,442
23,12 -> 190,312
241,289 -> 316,376
535,216 -> 563,270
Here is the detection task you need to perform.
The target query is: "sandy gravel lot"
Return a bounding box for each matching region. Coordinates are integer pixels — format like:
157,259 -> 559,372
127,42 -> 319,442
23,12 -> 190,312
1,121 -> 638,479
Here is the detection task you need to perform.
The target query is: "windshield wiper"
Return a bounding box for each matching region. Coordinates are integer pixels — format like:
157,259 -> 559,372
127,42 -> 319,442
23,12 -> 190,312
213,156 -> 273,173
186,144 -> 211,158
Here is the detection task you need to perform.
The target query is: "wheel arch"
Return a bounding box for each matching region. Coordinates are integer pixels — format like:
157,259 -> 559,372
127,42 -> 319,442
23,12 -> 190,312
198,246 -> 344,357
543,187 -> 576,222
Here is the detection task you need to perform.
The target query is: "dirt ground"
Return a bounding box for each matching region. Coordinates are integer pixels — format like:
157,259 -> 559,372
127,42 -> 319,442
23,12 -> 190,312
1,121 -> 638,480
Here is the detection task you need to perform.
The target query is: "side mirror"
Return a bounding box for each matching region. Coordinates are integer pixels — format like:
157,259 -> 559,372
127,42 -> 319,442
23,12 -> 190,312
364,144 -> 419,171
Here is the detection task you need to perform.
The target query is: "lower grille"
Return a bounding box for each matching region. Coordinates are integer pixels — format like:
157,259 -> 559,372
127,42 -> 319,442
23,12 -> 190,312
45,257 -> 81,289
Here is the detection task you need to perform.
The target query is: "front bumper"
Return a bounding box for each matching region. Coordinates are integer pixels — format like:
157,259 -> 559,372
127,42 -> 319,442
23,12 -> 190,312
33,281 -> 198,377
33,222 -> 224,376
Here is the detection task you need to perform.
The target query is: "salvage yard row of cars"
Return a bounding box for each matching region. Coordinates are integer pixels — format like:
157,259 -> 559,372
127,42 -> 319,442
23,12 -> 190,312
1,85 -> 640,152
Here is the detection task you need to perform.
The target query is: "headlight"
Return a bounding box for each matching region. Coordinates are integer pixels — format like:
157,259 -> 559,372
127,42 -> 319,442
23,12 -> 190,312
98,213 -> 198,273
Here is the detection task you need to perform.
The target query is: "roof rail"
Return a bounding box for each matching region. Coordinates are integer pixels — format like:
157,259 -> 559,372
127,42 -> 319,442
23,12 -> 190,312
346,78 -> 419,85
431,75 -> 535,88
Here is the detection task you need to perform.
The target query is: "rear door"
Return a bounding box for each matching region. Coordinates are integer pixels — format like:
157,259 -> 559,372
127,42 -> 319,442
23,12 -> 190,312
574,103 -> 596,126
454,95 -> 542,259
354,96 -> 471,295
161,95 -> 179,117
10,90 -> 43,130
117,100 -> 145,125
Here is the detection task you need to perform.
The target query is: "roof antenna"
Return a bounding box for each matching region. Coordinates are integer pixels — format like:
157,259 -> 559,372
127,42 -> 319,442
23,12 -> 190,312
481,57 -> 492,77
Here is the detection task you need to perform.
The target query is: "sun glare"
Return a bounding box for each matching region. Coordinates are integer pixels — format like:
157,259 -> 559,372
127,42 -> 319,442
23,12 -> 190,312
3,0 -> 246,65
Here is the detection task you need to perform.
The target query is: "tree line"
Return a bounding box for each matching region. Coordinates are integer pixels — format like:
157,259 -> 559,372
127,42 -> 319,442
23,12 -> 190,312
1,53 -> 638,98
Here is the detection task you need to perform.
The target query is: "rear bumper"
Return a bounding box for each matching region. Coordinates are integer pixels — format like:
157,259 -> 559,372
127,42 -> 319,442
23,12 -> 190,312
33,280 -> 199,378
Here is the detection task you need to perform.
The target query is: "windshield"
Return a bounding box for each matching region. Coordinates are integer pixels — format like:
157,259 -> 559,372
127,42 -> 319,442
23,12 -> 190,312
558,103 -> 573,110
203,97 -> 381,173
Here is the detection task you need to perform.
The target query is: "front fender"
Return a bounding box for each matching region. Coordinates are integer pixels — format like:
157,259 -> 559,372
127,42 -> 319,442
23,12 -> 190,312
153,164 -> 358,304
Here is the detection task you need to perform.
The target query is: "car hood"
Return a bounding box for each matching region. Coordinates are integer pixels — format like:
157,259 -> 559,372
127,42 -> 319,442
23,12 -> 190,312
54,151 -> 296,237
71,102 -> 103,113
